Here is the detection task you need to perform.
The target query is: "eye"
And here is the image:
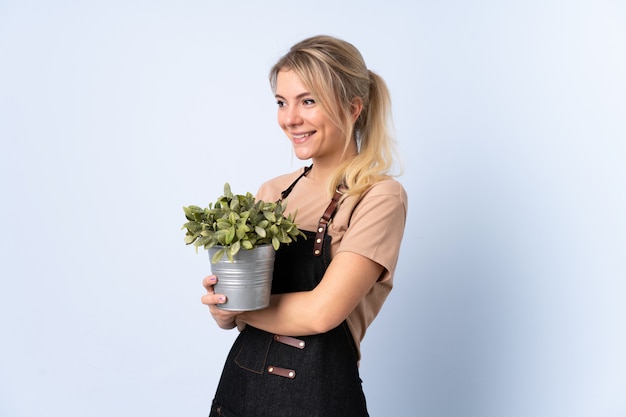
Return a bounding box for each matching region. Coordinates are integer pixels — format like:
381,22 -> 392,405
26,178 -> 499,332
303,98 -> 315,105
276,100 -> 286,107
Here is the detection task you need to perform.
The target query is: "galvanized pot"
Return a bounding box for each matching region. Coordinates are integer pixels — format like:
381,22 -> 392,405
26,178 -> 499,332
208,244 -> 275,311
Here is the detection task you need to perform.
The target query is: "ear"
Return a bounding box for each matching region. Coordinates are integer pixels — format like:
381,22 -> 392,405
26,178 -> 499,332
350,97 -> 363,123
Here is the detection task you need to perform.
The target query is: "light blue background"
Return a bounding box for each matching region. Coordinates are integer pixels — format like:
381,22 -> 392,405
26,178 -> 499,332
1,1 -> 624,416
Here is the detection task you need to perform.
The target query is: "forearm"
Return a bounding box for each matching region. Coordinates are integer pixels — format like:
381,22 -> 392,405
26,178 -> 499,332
238,291 -> 333,336
238,252 -> 383,336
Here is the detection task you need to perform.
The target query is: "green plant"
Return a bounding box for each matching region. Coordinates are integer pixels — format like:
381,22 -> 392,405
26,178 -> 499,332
182,183 -> 305,263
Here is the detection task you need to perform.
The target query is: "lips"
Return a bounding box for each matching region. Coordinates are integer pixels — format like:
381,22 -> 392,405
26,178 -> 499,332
291,131 -> 315,143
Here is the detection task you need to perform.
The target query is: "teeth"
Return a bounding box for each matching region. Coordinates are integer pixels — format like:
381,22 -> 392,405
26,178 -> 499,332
293,132 -> 312,139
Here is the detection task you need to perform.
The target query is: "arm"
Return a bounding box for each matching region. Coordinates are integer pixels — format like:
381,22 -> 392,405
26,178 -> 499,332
202,180 -> 407,333
237,251 -> 384,335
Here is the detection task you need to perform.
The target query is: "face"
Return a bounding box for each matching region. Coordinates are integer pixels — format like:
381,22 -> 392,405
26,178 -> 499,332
274,69 -> 352,166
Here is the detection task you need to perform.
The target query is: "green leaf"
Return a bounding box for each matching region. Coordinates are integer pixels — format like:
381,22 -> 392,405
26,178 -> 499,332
230,198 -> 240,212
225,226 -> 235,244
182,221 -> 202,233
211,248 -> 225,264
215,229 -> 228,245
278,229 -> 289,243
223,183 -> 233,199
263,202 -> 277,211
216,220 -> 232,230
230,240 -> 241,257
272,236 -> 280,250
239,225 -> 251,239
194,235 -> 213,248
241,240 -> 253,250
183,205 -> 204,217
263,211 -> 277,222
255,225 -> 267,238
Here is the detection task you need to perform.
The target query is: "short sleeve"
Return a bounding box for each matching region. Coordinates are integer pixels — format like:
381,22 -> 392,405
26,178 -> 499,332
336,180 -> 408,282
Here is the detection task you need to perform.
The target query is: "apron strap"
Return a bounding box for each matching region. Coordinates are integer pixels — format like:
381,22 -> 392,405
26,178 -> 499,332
278,165 -> 313,203
313,187 -> 344,256
277,164 -> 345,256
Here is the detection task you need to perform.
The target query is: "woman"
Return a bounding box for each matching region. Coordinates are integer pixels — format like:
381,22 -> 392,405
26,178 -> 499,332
202,35 -> 407,417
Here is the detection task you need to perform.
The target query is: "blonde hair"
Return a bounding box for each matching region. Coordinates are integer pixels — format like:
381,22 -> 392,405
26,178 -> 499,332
269,35 -> 400,197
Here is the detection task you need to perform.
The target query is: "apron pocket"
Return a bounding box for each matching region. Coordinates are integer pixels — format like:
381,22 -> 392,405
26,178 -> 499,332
234,326 -> 273,374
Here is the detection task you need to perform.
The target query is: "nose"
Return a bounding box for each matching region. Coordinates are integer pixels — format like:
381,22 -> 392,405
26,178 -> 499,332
281,105 -> 303,127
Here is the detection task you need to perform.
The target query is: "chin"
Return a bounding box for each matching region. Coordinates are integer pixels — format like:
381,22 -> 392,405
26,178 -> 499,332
293,150 -> 314,161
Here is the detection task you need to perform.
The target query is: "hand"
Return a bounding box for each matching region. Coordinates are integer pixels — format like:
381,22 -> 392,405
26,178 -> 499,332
201,275 -> 241,329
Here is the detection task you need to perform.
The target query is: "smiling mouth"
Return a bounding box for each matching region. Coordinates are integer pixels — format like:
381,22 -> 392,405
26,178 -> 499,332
292,132 -> 315,141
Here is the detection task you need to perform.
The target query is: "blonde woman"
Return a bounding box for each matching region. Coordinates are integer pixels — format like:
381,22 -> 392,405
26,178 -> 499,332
202,35 -> 407,417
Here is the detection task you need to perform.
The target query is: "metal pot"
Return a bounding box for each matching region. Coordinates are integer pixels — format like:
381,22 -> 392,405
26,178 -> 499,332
208,244 -> 275,311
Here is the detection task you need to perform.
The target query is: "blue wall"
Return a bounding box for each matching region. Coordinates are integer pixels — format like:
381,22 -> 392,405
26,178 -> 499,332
1,1 -> 624,416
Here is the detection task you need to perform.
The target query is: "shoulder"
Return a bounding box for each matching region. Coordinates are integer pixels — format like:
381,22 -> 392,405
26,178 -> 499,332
355,178 -> 408,208
361,178 -> 408,202
335,178 -> 407,230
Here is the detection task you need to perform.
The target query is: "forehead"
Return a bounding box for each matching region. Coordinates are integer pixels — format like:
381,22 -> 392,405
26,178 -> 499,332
275,69 -> 309,96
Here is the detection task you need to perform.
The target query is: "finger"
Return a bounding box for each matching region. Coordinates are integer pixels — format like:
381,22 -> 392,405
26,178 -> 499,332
202,275 -> 217,290
210,307 -> 241,320
201,293 -> 226,306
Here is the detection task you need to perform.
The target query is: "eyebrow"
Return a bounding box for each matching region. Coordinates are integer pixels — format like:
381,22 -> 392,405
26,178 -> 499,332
274,92 -> 312,101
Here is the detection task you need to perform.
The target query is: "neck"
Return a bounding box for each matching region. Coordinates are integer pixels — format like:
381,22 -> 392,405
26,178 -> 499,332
306,163 -> 333,182
308,143 -> 357,182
